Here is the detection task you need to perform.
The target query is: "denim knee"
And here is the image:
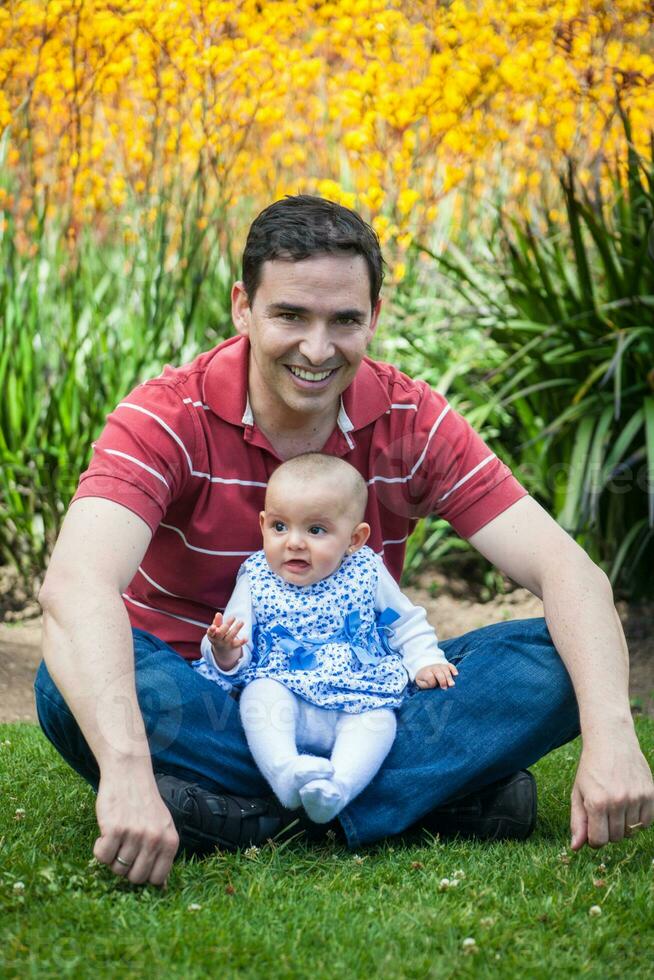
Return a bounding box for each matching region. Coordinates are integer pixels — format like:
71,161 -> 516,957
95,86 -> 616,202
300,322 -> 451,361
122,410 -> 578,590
493,616 -> 580,745
441,616 -> 580,742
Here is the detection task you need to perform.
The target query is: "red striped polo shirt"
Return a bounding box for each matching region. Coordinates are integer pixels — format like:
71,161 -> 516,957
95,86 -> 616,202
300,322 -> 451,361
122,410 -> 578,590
72,335 -> 527,659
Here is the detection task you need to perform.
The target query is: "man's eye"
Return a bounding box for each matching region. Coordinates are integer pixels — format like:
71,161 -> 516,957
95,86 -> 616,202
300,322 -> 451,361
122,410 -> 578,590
279,312 -> 299,321
273,521 -> 286,532
308,526 -> 326,535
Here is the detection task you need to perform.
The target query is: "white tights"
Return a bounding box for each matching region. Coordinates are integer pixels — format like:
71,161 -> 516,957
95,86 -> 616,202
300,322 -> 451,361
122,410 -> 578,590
239,678 -> 397,823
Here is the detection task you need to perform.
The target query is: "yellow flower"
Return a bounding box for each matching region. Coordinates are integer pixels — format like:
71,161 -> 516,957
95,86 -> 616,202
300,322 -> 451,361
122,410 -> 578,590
443,165 -> 465,194
343,130 -> 368,152
361,186 -> 385,211
392,261 -> 406,282
397,189 -> 420,217
0,0 -> 651,248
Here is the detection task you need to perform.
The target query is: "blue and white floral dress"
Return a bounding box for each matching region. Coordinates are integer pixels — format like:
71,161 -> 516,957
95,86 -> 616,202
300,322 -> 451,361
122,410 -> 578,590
194,546 -> 447,713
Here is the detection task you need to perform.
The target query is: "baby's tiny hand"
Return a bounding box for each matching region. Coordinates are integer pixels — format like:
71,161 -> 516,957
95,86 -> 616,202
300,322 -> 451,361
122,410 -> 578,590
415,662 -> 458,690
207,613 -> 248,666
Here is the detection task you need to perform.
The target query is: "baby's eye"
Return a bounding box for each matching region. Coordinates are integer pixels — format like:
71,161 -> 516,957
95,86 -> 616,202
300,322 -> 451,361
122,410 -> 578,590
273,521 -> 287,532
308,526 -> 326,535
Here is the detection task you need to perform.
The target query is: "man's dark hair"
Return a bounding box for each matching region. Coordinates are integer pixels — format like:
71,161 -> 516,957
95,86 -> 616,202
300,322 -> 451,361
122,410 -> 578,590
242,195 -> 385,309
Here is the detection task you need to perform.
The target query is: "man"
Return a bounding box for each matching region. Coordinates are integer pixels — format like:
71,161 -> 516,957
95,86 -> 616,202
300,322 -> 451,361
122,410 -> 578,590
35,196 -> 653,888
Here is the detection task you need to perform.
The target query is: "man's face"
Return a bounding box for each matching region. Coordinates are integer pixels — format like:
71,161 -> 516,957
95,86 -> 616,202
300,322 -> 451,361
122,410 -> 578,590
232,253 -> 381,424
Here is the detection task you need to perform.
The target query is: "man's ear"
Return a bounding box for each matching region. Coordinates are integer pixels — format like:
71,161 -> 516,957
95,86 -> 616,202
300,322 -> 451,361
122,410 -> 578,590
368,298 -> 382,341
232,281 -> 251,337
348,522 -> 370,555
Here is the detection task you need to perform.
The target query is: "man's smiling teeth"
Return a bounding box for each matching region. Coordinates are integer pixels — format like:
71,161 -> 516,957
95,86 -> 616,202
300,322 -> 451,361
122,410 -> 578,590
288,366 -> 334,381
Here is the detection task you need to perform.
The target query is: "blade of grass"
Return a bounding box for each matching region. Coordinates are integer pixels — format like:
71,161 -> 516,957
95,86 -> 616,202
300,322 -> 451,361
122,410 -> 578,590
601,407 -> 644,489
608,516 -> 648,587
644,397 -> 654,527
584,404 -> 614,523
558,415 -> 595,530
562,162 -> 595,313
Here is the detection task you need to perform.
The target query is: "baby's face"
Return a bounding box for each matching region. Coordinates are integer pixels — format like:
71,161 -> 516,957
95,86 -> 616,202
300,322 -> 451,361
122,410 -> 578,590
260,475 -> 367,586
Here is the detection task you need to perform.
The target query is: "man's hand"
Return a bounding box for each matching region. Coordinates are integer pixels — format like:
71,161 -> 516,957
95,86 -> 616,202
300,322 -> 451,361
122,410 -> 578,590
570,736 -> 654,849
415,662 -> 459,690
93,764 -> 179,886
468,496 -> 654,849
207,612 -> 248,670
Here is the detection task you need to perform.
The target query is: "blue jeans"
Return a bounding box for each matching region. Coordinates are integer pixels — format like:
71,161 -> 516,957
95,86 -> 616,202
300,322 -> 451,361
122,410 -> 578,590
34,618 -> 580,849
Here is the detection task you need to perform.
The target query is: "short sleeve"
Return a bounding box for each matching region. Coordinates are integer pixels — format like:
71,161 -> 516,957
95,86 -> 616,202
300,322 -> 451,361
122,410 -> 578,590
71,380 -> 197,533
371,381 -> 527,537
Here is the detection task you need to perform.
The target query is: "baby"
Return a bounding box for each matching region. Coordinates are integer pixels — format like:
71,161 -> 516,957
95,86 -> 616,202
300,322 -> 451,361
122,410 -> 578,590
193,453 -> 457,823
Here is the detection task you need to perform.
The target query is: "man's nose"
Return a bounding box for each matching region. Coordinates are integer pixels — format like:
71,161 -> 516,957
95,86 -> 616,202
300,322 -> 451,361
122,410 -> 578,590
298,325 -> 335,365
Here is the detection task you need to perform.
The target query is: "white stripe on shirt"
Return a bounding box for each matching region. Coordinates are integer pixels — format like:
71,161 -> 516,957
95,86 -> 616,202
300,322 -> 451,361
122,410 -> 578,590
368,404 -> 451,486
114,402 -> 268,487
436,453 -> 496,503
209,476 -> 268,487
137,565 -> 190,599
182,398 -> 210,410
94,446 -> 170,487
116,402 -> 196,472
160,522 -> 257,557
122,593 -> 211,630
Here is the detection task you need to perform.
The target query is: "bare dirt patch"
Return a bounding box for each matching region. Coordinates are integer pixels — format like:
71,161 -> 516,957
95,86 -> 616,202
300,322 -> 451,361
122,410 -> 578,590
0,620 -> 43,723
1,570 -> 652,723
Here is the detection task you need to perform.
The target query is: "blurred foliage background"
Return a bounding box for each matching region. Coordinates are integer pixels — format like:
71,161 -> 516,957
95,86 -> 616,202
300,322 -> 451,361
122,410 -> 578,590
1,0 -> 653,595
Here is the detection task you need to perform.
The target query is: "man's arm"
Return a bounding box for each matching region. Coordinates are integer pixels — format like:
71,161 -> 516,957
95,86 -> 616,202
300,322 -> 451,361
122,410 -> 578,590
468,494 -> 654,849
38,497 -> 179,885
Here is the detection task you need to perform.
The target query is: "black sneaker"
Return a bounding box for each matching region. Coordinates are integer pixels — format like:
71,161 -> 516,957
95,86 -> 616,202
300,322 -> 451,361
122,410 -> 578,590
421,770 -> 537,842
155,772 -> 323,857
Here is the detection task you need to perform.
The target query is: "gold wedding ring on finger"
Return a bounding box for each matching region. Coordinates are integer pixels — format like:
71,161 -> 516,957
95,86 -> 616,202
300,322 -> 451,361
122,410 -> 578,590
115,855 -> 133,867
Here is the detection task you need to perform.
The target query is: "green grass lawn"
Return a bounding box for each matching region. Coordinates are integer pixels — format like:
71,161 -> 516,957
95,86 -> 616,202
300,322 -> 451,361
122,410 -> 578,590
1,721 -> 653,979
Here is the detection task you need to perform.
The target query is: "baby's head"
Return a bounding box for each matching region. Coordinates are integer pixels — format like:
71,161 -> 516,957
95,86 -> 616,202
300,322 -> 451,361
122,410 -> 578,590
260,454 -> 370,586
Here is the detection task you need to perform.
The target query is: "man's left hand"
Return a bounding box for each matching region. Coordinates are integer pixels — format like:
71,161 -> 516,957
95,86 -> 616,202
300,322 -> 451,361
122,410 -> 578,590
570,736 -> 654,849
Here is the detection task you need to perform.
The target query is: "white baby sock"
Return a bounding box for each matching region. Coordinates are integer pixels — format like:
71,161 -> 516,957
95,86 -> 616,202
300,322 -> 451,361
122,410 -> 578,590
300,708 -> 397,822
299,778 -> 346,823
263,754 -> 333,810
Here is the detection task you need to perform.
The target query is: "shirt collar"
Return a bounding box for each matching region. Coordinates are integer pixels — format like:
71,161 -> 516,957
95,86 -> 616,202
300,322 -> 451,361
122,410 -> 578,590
203,336 -> 390,433
241,392 -> 354,437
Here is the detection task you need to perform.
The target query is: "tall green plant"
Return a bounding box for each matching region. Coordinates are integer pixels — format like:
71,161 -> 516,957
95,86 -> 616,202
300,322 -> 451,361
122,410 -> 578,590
374,237 -> 507,584
426,113 -> 654,596
0,176 -> 236,587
